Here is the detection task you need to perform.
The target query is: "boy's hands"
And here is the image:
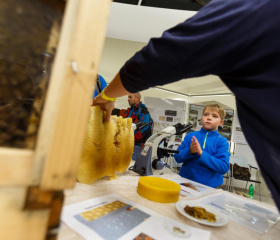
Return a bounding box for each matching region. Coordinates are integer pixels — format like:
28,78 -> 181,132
189,138 -> 197,154
189,136 -> 203,156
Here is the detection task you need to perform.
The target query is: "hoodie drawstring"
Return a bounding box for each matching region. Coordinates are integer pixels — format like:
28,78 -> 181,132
203,131 -> 209,149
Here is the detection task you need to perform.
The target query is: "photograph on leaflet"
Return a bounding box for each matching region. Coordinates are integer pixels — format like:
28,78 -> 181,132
61,194 -> 211,240
74,200 -> 151,240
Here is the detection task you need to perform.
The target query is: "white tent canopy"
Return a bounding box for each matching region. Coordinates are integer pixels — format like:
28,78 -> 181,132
99,3 -> 235,110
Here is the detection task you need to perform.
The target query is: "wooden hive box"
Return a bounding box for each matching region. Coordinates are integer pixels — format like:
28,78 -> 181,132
0,0 -> 111,239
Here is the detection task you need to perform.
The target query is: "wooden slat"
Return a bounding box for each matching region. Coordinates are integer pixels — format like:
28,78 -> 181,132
25,20 -> 62,150
31,0 -> 111,189
22,187 -> 65,240
46,191 -> 64,240
0,147 -> 33,186
0,187 -> 50,240
23,186 -> 54,210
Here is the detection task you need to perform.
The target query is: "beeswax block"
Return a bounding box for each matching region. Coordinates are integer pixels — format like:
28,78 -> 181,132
137,176 -> 181,203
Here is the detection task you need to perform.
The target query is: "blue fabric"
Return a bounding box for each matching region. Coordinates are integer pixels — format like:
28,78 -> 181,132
93,75 -> 107,99
174,128 -> 230,188
125,102 -> 150,145
119,0 -> 280,210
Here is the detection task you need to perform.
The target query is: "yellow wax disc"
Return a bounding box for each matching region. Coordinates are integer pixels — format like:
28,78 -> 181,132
137,176 -> 181,203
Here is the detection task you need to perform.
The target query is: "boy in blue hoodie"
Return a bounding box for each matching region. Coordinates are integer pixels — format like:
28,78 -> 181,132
174,104 -> 230,188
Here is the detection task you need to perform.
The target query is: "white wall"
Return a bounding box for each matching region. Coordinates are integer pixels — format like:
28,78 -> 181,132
100,3 -> 235,110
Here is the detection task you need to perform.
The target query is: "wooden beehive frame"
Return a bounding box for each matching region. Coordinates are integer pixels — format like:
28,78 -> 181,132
0,0 -> 111,239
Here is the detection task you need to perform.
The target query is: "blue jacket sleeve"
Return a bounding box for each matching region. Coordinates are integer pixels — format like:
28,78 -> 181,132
174,133 -> 194,163
93,74 -> 107,98
199,137 -> 230,174
134,112 -> 150,142
140,112 -> 150,134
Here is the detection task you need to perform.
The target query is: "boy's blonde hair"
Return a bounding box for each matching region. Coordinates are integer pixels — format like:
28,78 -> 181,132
203,104 -> 226,121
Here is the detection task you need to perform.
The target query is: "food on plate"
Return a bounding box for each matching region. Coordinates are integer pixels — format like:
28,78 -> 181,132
77,106 -> 134,184
184,205 -> 216,222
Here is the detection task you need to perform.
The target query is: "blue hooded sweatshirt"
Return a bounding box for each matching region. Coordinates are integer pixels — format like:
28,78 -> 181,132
174,128 -> 230,188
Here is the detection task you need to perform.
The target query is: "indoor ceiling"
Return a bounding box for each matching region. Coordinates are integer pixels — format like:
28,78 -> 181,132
99,2 -> 234,110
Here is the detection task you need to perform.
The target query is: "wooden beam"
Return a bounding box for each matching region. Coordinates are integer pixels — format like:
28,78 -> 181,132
31,0 -> 112,189
23,186 -> 54,210
25,20 -> 62,150
22,187 -> 65,240
0,147 -> 33,186
0,187 -> 50,240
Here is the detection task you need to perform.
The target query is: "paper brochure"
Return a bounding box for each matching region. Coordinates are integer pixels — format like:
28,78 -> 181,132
61,194 -> 211,240
171,177 -> 219,198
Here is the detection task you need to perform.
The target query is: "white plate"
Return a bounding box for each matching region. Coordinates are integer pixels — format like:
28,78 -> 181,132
176,200 -> 228,227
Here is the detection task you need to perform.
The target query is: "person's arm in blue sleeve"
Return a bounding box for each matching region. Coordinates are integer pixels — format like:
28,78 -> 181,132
93,74 -> 107,98
174,133 -> 193,163
134,112 -> 149,142
199,138 -> 230,174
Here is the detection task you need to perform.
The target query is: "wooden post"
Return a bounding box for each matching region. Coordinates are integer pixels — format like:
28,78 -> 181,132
0,0 -> 111,239
0,148 -> 33,186
0,187 -> 50,240
32,0 -> 111,189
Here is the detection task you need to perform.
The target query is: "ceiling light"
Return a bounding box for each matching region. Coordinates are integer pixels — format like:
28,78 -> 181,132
153,87 -> 189,97
189,93 -> 234,97
153,87 -> 233,98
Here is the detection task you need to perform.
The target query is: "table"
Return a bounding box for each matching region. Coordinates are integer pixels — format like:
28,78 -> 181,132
57,168 -> 279,240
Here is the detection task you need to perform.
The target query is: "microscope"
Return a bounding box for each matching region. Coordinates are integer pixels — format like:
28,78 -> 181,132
129,123 -> 192,176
